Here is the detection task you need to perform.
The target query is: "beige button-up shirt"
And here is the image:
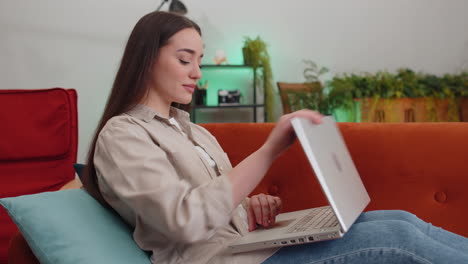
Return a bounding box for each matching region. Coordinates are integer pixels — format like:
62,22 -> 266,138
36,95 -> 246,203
94,105 -> 277,264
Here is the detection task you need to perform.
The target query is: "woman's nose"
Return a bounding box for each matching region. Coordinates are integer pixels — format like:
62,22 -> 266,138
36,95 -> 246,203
190,64 -> 202,79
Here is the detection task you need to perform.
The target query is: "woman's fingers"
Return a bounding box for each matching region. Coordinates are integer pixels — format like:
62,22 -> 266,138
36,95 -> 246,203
248,194 -> 283,230
252,194 -> 269,227
266,195 -> 277,223
286,109 -> 324,125
247,201 -> 257,232
274,196 -> 283,215
258,194 -> 270,227
250,195 -> 263,228
266,196 -> 282,226
263,110 -> 324,159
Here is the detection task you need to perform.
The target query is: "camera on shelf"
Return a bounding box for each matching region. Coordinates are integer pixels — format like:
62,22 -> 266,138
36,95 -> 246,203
218,90 -> 241,105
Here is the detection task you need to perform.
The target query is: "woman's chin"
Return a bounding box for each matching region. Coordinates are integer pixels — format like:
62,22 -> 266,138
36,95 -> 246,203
174,98 -> 192,105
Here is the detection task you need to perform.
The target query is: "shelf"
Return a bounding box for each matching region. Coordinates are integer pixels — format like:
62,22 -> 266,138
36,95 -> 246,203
193,104 -> 264,109
192,65 -> 265,123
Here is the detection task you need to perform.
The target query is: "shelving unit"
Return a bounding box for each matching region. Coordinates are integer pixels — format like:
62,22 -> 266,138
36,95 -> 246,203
191,65 -> 265,123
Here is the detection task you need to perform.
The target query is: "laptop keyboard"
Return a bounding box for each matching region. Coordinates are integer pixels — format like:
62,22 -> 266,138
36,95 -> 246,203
287,207 -> 339,233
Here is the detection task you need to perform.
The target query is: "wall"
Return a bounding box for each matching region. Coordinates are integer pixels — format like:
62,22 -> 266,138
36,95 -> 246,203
1,0 -> 467,162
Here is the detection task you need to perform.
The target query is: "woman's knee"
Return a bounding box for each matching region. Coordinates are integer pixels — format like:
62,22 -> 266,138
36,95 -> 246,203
350,219 -> 425,247
358,210 -> 421,224
382,219 -> 423,238
387,210 -> 419,221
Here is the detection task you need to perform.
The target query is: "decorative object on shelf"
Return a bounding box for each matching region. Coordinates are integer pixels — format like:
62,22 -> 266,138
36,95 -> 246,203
156,0 -> 187,15
194,80 -> 208,105
213,50 -> 228,65
218,90 -> 241,105
242,36 -> 275,121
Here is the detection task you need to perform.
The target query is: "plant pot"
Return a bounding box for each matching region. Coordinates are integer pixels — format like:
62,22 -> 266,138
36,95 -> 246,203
358,98 -> 408,122
194,89 -> 206,106
357,97 -> 460,122
461,97 -> 468,122
242,47 -> 252,66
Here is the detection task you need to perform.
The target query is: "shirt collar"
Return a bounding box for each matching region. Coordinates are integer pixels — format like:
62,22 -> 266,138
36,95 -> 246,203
126,104 -> 191,124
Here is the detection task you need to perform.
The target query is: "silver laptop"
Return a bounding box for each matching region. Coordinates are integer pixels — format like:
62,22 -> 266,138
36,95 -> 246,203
229,116 -> 370,253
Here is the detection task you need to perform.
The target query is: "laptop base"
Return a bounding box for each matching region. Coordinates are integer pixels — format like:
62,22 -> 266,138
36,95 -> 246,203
229,207 -> 343,254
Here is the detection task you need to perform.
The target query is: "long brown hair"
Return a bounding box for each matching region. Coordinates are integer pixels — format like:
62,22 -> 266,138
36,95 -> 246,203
82,11 -> 201,205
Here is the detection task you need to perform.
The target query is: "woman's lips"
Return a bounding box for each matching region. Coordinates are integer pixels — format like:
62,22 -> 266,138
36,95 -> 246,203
183,85 -> 196,93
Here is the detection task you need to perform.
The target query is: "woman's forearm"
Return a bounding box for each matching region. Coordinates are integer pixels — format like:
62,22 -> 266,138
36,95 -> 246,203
227,110 -> 324,208
227,145 -> 276,207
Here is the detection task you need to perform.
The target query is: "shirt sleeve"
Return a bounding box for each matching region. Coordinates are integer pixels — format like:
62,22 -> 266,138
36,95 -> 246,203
94,121 -> 235,243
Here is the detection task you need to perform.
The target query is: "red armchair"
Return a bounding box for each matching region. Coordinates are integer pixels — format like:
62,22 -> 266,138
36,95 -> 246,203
0,88 -> 78,263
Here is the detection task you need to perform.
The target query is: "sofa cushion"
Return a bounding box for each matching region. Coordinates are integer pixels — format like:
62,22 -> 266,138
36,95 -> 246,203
0,189 -> 151,264
0,89 -> 74,161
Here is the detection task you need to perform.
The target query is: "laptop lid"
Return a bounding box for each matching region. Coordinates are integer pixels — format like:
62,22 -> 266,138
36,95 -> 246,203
291,116 -> 370,232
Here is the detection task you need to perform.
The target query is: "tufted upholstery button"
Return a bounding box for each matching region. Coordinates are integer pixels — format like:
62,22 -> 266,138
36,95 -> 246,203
268,185 -> 279,196
434,191 -> 447,203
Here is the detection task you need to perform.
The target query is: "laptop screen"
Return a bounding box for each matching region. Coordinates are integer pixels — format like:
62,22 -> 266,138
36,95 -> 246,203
291,116 -> 370,232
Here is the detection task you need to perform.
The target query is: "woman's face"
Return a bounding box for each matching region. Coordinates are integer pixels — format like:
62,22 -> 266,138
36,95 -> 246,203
147,28 -> 203,112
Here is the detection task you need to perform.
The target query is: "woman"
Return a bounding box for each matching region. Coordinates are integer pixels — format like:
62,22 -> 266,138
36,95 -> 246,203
82,11 -> 468,264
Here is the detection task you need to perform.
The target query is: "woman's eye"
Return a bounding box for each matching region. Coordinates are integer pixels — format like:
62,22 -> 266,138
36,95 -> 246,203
179,59 -> 189,65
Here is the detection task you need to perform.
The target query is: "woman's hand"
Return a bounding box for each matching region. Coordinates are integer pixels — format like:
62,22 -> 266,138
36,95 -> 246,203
260,109 -> 324,160
227,110 -> 323,208
246,194 -> 283,231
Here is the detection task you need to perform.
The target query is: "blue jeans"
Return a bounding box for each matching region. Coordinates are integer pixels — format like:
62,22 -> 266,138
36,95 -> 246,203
263,210 -> 468,264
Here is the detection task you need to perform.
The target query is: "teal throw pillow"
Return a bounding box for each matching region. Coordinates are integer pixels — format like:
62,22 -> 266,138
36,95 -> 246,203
0,189 -> 151,264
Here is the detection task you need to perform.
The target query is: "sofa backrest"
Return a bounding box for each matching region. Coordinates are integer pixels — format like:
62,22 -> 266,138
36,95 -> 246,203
201,122 -> 468,237
0,88 -> 78,263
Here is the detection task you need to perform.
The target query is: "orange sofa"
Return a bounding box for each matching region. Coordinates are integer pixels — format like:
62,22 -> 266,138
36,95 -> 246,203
8,122 -> 468,263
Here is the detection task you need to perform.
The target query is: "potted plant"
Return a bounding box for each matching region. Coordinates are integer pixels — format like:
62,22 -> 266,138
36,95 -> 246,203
445,71 -> 468,121
242,36 -> 275,121
283,60 -> 330,114
326,69 -> 467,122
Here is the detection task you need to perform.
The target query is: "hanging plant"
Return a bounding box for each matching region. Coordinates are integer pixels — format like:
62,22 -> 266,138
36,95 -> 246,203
242,36 -> 275,121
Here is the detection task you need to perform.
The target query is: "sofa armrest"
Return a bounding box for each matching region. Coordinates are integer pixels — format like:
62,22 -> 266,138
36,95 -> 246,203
8,232 -> 38,264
